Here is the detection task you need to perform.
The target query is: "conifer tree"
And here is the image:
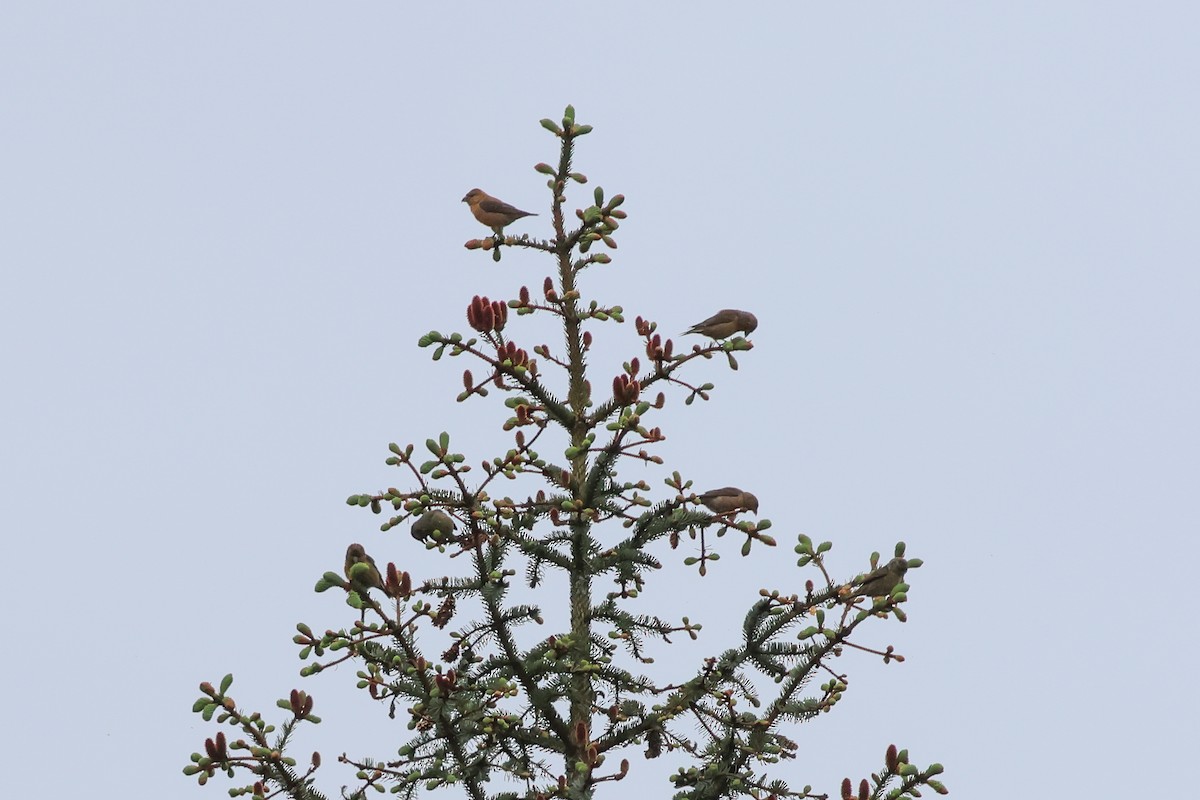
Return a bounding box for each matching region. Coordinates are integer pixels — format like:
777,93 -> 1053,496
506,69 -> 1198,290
185,106 -> 948,800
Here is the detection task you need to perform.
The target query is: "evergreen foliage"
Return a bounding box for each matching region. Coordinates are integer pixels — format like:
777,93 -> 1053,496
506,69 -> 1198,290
185,106 -> 948,800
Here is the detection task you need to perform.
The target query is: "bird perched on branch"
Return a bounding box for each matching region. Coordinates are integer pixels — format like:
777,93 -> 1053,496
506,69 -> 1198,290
411,510 -> 457,543
462,189 -> 537,235
344,543 -> 389,597
698,487 -> 759,516
683,309 -> 758,340
853,557 -> 909,598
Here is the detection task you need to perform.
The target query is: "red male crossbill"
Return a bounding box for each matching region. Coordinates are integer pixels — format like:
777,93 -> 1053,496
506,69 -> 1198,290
683,309 -> 758,340
462,188 -> 537,235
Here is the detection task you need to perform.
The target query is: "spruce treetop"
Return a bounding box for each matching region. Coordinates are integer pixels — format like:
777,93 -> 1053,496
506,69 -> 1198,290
185,106 -> 948,800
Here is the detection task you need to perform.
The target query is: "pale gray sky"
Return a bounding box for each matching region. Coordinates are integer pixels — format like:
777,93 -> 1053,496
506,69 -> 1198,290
3,3 -> 1197,798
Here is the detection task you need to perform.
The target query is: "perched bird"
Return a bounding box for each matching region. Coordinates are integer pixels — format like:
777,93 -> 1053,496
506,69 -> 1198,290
411,510 -> 457,543
698,487 -> 759,516
854,557 -> 909,598
683,309 -> 758,340
344,543 -> 389,597
462,189 -> 537,235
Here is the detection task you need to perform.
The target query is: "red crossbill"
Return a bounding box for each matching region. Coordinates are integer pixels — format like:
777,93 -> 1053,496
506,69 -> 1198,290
683,309 -> 758,340
411,510 -> 457,543
698,487 -> 759,515
462,188 -> 537,235
344,543 -> 389,596
854,557 -> 909,598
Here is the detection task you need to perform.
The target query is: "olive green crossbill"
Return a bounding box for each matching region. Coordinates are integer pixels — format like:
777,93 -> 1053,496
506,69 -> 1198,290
854,557 -> 909,598
683,309 -> 758,340
462,188 -> 537,235
344,543 -> 388,596
698,487 -> 759,515
411,510 -> 457,543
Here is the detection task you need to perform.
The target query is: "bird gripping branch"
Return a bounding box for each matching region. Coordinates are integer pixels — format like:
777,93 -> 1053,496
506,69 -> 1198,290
462,189 -> 537,236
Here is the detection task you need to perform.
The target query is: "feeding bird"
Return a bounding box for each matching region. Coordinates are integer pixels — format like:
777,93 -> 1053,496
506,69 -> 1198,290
344,543 -> 389,597
411,510 -> 458,543
854,557 -> 909,598
683,309 -> 758,340
698,487 -> 759,516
